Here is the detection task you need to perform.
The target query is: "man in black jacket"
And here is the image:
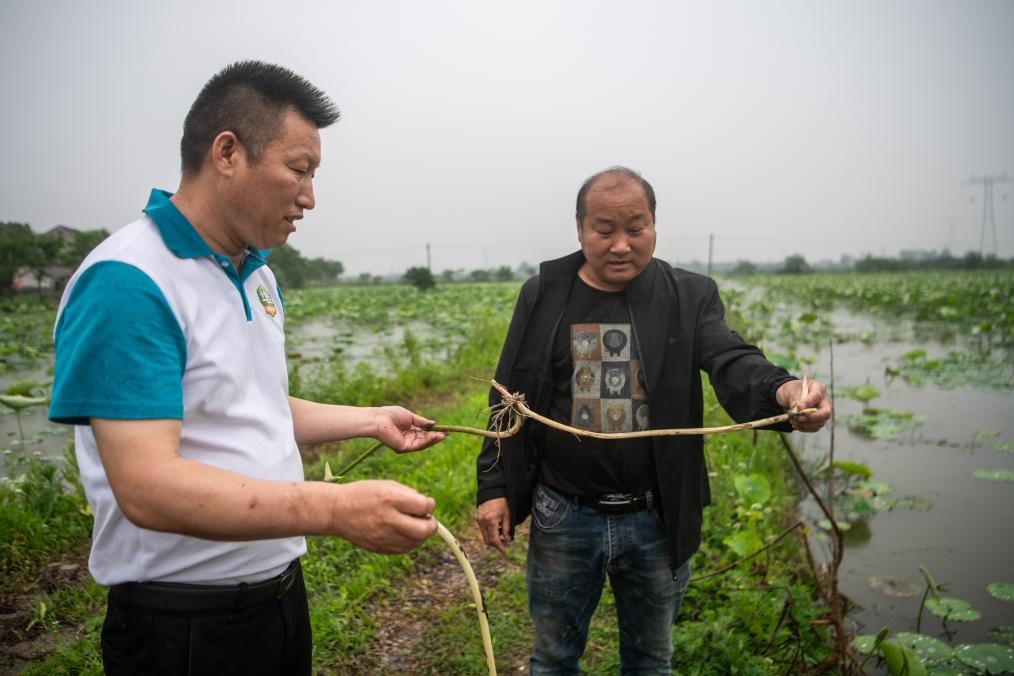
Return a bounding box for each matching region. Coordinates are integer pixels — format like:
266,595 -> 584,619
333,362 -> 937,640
475,166 -> 831,674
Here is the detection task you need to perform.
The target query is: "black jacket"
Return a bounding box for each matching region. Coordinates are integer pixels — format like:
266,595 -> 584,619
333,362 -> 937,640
476,251 -> 795,569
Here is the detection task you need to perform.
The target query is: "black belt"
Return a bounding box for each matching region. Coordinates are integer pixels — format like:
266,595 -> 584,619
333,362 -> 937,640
108,559 -> 300,613
574,487 -> 656,516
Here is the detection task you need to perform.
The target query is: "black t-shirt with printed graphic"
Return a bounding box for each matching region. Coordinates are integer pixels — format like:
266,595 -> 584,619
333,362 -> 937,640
539,277 -> 655,497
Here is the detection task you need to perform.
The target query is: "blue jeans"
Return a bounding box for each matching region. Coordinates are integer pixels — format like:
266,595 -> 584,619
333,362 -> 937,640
527,483 -> 691,675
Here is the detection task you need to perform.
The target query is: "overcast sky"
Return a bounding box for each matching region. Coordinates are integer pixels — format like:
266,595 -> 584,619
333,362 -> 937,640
2,0 -> 1012,275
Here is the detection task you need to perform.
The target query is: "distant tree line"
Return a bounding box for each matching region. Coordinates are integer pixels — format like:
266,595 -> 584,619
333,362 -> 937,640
1,222 -> 344,293
851,251 -> 1013,272
398,263 -> 538,291
1,222 -> 109,293
724,251 -> 1013,277
268,244 -> 344,289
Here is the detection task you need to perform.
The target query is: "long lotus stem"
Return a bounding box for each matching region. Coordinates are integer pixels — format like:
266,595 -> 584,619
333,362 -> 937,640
426,379 -> 815,442
436,520 -> 496,676
321,466 -> 496,673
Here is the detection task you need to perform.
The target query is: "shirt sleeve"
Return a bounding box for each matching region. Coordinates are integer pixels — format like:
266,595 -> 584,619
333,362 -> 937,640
49,261 -> 187,425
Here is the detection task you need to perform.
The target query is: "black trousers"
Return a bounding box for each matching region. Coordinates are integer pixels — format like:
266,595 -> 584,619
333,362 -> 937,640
101,561 -> 312,675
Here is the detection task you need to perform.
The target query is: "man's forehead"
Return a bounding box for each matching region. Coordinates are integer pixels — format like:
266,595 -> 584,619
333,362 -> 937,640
587,178 -> 649,209
271,112 -> 321,158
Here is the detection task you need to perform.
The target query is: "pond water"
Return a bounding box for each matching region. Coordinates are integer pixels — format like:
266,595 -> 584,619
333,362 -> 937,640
0,318 -> 456,477
0,366 -> 69,478
769,310 -> 1014,654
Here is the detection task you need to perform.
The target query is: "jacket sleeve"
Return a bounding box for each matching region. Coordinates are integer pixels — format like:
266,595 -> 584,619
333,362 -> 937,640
695,278 -> 796,428
476,276 -> 539,505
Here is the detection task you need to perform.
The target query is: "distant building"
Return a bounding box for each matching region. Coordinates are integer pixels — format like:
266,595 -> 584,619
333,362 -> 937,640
45,225 -> 78,242
12,225 -> 78,292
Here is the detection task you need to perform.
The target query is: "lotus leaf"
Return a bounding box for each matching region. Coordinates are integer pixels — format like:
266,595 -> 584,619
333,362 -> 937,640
3,379 -> 48,397
848,408 -> 926,440
880,639 -> 928,676
852,634 -> 879,654
724,529 -> 763,558
894,632 -> 954,664
953,643 -> 1014,673
831,460 -> 873,479
972,469 -> 1014,482
889,349 -> 1013,390
975,429 -> 1001,438
986,626 -> 1014,646
767,352 -> 801,370
876,495 -> 933,512
0,394 -> 49,412
869,576 -> 922,598
987,583 -> 1014,603
845,385 -> 881,404
855,480 -> 892,495
733,473 -> 771,505
925,597 -> 982,622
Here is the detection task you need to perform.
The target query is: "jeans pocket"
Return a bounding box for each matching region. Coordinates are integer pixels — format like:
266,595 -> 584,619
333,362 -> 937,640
531,484 -> 571,531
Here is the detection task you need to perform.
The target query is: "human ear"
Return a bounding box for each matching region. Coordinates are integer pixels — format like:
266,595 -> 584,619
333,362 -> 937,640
209,131 -> 242,176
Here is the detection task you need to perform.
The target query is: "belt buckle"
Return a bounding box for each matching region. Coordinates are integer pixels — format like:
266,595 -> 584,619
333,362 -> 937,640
597,492 -> 636,509
276,564 -> 297,599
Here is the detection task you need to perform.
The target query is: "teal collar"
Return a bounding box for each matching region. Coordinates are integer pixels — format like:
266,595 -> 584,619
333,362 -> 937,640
143,189 -> 213,259
143,189 -> 272,262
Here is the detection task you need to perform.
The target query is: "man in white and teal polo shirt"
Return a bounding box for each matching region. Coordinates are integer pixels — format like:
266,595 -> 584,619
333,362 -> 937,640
50,61 -> 446,676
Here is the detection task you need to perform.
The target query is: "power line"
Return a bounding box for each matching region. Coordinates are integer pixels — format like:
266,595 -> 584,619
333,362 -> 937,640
962,173 -> 1013,257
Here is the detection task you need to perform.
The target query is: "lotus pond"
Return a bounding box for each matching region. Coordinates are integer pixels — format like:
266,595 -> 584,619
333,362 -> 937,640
734,270 -> 1014,674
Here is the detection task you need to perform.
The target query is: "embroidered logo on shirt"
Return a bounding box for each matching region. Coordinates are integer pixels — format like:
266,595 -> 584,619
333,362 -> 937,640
256,285 -> 277,317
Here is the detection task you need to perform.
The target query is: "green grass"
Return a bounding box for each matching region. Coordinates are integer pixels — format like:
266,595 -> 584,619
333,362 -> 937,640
304,387 -> 495,666
0,448 -> 92,585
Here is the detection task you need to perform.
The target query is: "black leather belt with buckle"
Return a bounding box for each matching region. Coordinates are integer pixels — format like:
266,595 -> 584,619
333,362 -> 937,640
576,488 -> 656,516
109,559 -> 300,613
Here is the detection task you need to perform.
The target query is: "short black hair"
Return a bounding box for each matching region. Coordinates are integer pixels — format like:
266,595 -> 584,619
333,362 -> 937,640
575,166 -> 657,225
180,61 -> 340,175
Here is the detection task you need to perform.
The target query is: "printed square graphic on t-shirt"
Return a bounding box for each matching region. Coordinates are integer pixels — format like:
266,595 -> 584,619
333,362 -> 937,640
601,364 -> 630,398
571,324 -> 602,361
632,400 -> 650,432
569,323 -> 649,433
601,399 -> 631,433
572,361 -> 601,396
630,359 -> 648,399
599,324 -> 631,361
572,398 -> 601,430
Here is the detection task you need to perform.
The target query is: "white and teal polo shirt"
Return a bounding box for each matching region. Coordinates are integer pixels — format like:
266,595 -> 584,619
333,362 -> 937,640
50,189 -> 305,586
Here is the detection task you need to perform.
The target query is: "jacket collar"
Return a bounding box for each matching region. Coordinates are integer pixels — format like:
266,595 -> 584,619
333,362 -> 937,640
538,252 -> 674,399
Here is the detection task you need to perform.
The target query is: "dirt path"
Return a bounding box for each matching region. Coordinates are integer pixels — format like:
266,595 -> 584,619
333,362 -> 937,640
328,520 -> 531,675
0,550 -> 89,676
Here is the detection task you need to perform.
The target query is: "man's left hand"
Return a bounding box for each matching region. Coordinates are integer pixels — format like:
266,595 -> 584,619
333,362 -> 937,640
373,406 -> 447,452
775,379 -> 832,433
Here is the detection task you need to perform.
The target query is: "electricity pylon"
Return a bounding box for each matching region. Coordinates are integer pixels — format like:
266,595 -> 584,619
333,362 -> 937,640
963,173 -> 1013,257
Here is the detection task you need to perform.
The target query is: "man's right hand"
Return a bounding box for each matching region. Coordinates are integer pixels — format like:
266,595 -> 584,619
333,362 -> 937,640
330,480 -> 437,554
476,497 -> 512,553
